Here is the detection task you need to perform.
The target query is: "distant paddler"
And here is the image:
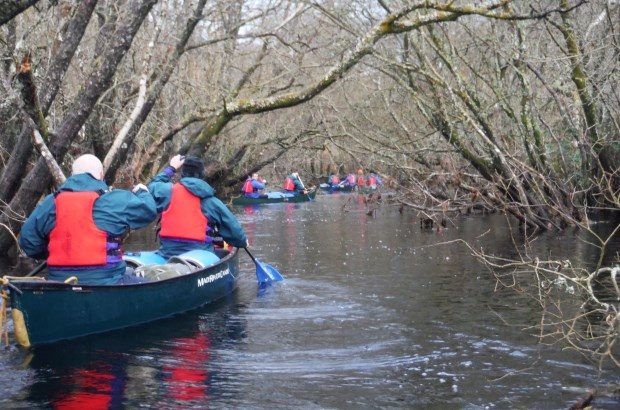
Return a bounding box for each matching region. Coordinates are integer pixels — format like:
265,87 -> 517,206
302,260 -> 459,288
343,173 -> 356,188
356,168 -> 367,189
327,173 -> 341,188
283,172 -> 308,195
368,172 -> 382,189
242,172 -> 267,198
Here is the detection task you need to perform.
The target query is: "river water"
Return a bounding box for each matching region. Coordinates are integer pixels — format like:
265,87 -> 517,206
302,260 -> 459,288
0,193 -> 618,408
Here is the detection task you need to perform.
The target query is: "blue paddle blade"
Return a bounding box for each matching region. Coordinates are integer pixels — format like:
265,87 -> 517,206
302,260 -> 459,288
265,263 -> 284,281
254,258 -> 284,284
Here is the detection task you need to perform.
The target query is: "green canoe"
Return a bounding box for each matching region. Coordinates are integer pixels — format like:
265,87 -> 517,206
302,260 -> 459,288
6,248 -> 241,347
319,183 -> 355,193
231,188 -> 317,205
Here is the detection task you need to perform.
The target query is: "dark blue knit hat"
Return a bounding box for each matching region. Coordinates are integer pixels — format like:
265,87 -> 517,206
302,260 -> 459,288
182,156 -> 205,178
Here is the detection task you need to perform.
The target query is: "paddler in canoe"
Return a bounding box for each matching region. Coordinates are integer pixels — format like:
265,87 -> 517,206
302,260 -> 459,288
356,168 -> 367,190
368,172 -> 382,189
147,154 -> 248,259
283,172 -> 308,195
327,173 -> 341,188
241,172 -> 267,198
18,154 -> 158,285
343,173 -> 356,189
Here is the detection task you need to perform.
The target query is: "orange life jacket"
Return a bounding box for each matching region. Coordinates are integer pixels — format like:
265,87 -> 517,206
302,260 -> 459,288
242,178 -> 254,194
330,175 -> 340,185
48,191 -> 108,267
160,183 -> 208,242
357,176 -> 366,187
283,177 -> 295,191
368,176 -> 377,186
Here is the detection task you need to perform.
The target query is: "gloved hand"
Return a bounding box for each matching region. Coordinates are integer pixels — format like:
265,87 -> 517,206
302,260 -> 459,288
132,183 -> 148,193
169,154 -> 185,170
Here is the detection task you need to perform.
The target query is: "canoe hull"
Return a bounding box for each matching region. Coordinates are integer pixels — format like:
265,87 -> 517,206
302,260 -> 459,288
9,248 -> 240,347
231,189 -> 317,205
319,184 -> 354,193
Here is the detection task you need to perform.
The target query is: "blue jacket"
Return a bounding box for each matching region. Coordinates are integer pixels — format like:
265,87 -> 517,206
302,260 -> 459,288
149,168 -> 247,258
244,178 -> 265,198
19,173 -> 158,285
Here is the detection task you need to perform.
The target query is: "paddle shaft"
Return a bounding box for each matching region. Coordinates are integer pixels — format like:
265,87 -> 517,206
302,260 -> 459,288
26,261 -> 47,277
297,176 -> 306,190
243,247 -> 259,264
297,176 -> 315,194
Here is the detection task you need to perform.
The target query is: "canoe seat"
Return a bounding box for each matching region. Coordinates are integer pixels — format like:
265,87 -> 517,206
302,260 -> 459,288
127,250 -> 221,281
167,250 -> 221,269
123,251 -> 167,268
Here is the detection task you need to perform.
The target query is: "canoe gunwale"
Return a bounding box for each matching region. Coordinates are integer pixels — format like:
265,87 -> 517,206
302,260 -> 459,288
319,184 -> 354,193
9,247 -> 239,292
231,188 -> 317,205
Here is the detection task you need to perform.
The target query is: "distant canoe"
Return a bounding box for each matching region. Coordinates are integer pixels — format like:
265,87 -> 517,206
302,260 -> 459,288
319,183 -> 354,193
6,248 -> 240,347
231,188 -> 317,205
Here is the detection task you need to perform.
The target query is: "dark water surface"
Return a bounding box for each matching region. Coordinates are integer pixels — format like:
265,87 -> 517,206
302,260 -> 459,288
1,193 -> 618,409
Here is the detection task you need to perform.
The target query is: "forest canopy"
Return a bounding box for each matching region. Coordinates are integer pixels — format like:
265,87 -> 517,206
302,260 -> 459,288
0,0 -> 619,255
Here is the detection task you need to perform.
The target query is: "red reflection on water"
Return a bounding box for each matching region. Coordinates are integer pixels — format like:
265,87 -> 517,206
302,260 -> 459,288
50,332 -> 213,409
53,365 -> 115,410
162,334 -> 211,404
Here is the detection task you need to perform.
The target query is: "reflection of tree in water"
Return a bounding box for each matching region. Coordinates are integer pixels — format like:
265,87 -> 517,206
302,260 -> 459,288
21,296 -> 247,408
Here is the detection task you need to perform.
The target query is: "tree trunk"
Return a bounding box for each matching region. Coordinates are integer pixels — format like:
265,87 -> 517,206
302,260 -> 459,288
0,0 -> 157,254
557,0 -> 619,192
31,130 -> 66,185
0,0 -> 40,26
0,0 -> 98,203
103,0 -> 208,184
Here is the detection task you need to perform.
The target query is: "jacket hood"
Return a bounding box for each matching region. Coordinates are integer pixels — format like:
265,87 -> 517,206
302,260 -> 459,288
60,173 -> 108,192
180,177 -> 215,198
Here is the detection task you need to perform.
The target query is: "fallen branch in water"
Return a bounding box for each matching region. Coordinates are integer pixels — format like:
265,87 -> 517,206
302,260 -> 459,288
568,389 -> 595,410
